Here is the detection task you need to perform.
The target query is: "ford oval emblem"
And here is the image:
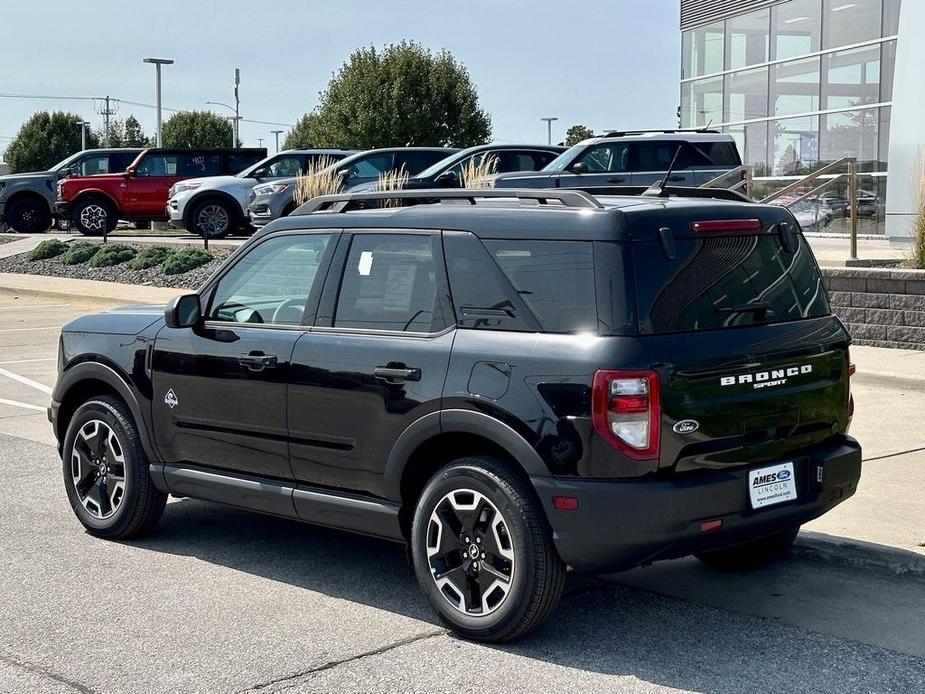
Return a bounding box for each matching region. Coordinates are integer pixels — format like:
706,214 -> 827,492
673,419 -> 699,435
778,469 -> 792,481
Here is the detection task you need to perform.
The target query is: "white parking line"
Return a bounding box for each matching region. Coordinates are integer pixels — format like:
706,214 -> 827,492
0,367 -> 53,395
0,397 -> 46,412
0,357 -> 57,365
0,326 -> 62,333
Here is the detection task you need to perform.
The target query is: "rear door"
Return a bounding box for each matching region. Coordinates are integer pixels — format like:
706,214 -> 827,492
628,141 -> 696,187
687,140 -> 742,185
628,215 -> 850,474
287,231 -> 454,497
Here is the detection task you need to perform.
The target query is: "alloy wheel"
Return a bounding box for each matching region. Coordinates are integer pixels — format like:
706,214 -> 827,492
197,204 -> 230,236
79,205 -> 107,232
426,488 -> 515,616
70,420 -> 127,519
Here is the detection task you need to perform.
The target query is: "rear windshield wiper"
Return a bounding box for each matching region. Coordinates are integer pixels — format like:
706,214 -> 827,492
717,301 -> 775,322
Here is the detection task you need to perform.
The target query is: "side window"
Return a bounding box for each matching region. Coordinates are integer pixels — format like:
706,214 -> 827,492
334,234 -> 444,332
179,154 -> 222,176
208,234 -> 332,325
485,240 -> 598,334
396,150 -> 448,175
110,152 -> 139,172
135,155 -> 178,176
495,152 -> 538,173
78,155 -> 110,176
532,151 -> 559,169
444,233 -> 532,331
575,144 -> 630,173
347,153 -> 395,180
265,155 -> 304,177
633,142 -> 691,172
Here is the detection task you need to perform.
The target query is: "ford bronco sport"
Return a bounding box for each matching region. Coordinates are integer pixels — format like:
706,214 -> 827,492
51,187 -> 861,642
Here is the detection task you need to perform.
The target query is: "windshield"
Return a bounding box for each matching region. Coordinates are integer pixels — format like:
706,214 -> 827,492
50,151 -> 86,173
540,143 -> 586,171
413,151 -> 468,179
236,153 -> 279,178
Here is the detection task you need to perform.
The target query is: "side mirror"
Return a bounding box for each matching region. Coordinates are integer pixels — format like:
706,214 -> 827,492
164,293 -> 202,329
570,162 -> 587,175
435,171 -> 458,187
124,166 -> 136,177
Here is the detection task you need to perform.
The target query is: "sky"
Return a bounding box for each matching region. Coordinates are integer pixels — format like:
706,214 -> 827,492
0,0 -> 681,159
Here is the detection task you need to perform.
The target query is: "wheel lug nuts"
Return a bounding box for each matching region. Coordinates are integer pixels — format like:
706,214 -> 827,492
476,538 -> 481,544
465,537 -> 470,543
481,553 -> 486,559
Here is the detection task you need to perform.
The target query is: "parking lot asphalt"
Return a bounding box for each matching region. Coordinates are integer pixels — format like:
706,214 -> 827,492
3,293 -> 925,693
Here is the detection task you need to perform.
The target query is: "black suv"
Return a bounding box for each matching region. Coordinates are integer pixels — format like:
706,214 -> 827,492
51,187 -> 861,642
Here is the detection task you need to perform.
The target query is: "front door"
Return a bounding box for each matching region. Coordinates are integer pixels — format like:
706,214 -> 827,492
151,231 -> 338,479
557,142 -> 633,188
288,231 -> 454,497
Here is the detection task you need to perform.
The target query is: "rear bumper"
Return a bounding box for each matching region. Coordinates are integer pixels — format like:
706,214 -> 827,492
532,436 -> 862,574
54,201 -> 71,217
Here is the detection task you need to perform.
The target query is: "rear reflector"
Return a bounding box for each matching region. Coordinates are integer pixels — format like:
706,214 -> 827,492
700,519 -> 723,533
592,369 -> 660,460
691,219 -> 762,233
848,363 -> 856,377
552,496 -> 579,511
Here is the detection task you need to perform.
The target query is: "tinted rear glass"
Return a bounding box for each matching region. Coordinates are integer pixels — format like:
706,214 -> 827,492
688,141 -> 741,167
633,232 -> 829,334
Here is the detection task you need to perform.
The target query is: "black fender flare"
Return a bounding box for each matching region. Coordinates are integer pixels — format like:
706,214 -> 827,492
183,190 -> 245,229
383,409 -> 549,502
5,189 -> 54,216
53,361 -> 160,464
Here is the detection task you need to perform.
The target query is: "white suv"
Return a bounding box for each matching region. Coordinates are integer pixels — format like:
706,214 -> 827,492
167,149 -> 354,238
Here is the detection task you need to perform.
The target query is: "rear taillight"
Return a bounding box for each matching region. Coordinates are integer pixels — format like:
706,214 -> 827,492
690,219 -> 762,233
846,353 -> 855,431
591,370 -> 660,460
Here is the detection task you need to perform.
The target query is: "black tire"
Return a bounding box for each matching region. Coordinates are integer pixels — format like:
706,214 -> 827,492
695,525 -> 800,570
6,197 -> 51,233
411,457 -> 565,642
190,198 -> 234,239
72,197 -> 117,236
62,395 -> 166,539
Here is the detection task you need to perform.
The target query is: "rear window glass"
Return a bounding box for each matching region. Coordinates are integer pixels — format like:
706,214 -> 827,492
688,141 -> 742,167
633,232 -> 829,334
484,240 -> 598,334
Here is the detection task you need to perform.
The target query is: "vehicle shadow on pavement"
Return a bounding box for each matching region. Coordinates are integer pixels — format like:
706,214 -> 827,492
134,497 -> 925,692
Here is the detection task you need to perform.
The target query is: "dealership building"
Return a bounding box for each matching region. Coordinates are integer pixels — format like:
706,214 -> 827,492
679,0 -> 922,243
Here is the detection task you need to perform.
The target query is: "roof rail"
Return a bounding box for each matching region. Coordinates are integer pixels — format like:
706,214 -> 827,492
600,127 -> 721,138
295,188 -> 604,214
562,185 -> 754,204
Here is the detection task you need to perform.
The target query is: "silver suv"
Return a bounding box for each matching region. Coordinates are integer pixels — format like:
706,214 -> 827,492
0,149 -> 142,233
493,130 -> 742,190
167,149 -> 355,238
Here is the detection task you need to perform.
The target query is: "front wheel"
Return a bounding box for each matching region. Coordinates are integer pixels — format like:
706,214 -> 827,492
411,457 -> 565,642
72,198 -> 117,236
62,396 -> 166,539
190,199 -> 234,238
695,525 -> 800,570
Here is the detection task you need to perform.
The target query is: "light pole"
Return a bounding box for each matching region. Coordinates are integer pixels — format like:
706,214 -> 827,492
234,68 -> 240,149
541,117 -> 559,146
271,130 -> 283,152
257,138 -> 263,148
206,102 -> 240,148
143,58 -> 174,146
80,121 -> 90,151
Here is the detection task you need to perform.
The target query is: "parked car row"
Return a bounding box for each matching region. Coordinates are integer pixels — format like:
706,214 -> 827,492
0,129 -> 747,238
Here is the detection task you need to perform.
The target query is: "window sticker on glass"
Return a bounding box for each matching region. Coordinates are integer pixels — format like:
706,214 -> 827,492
358,250 -> 374,276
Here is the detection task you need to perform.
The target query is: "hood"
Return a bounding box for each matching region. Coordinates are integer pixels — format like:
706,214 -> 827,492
0,171 -> 54,183
62,304 -> 165,335
184,175 -> 240,190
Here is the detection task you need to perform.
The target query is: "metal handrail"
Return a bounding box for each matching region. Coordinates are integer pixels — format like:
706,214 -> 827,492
700,165 -> 749,190
784,173 -> 847,207
759,157 -> 855,204
297,188 -> 605,214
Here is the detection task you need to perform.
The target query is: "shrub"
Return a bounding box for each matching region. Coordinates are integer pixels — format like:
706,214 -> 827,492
910,171 -> 925,270
128,245 -> 171,270
162,248 -> 213,275
459,153 -> 498,189
60,242 -> 100,265
27,239 -> 68,261
89,244 -> 137,268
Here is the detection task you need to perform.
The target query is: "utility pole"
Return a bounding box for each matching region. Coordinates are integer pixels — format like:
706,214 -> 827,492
541,116 -> 559,145
144,57 -> 174,147
257,138 -> 263,148
80,121 -> 90,150
234,68 -> 240,148
271,129 -> 283,152
95,96 -> 118,147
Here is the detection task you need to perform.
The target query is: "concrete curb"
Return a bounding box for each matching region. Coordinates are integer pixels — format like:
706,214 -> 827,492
0,272 -> 187,305
794,531 -> 925,578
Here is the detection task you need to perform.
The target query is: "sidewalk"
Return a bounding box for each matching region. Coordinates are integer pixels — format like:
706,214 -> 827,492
0,272 -> 186,305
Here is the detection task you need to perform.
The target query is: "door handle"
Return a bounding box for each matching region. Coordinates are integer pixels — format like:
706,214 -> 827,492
374,366 -> 421,382
607,176 -> 625,183
238,352 -> 278,371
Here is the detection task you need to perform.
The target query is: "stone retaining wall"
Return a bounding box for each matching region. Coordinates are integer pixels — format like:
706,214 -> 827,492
821,267 -> 925,350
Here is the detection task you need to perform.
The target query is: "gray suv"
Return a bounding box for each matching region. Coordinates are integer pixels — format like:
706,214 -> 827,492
247,147 -> 456,227
493,131 -> 742,190
0,149 -> 143,233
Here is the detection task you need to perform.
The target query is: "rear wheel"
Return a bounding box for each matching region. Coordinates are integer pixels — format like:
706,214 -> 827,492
410,457 -> 565,642
6,197 -> 51,233
62,396 -> 166,539
72,197 -> 117,236
190,198 -> 234,238
695,525 -> 800,570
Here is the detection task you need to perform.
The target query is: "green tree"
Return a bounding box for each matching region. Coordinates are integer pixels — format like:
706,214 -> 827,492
282,113 -> 322,150
564,124 -> 595,146
99,115 -> 150,148
289,41 -> 491,149
4,111 -> 99,173
161,110 -> 233,148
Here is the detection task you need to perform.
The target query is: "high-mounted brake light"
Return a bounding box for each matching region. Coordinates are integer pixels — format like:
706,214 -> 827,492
591,370 -> 660,460
690,219 -> 762,233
